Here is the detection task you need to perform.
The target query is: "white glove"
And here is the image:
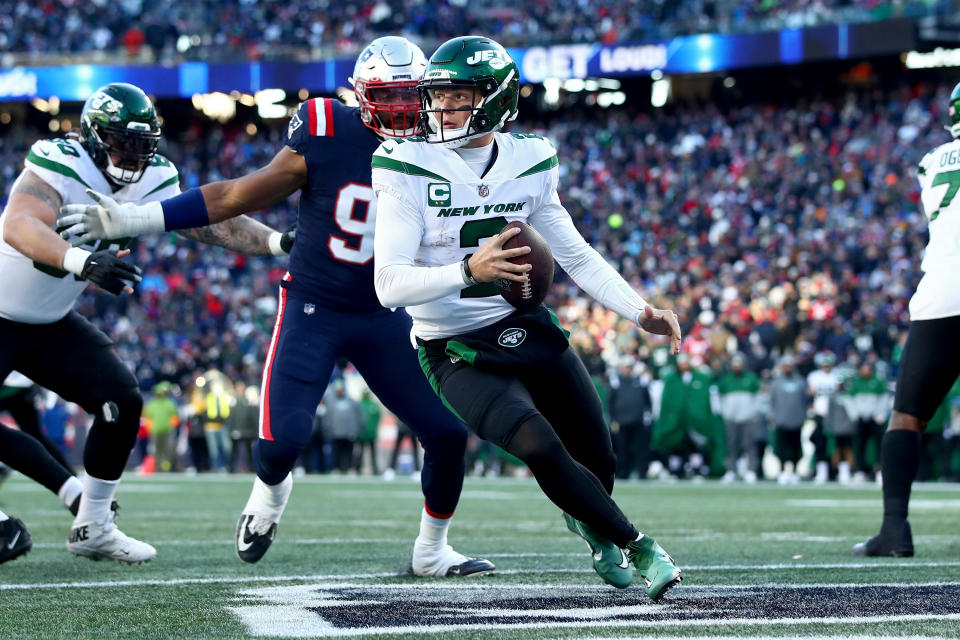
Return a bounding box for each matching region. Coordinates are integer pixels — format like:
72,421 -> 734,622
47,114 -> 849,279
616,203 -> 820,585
58,188 -> 165,245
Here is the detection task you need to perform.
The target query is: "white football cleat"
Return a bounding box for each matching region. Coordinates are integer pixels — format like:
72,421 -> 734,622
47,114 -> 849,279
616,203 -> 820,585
410,541 -> 495,577
67,518 -> 156,564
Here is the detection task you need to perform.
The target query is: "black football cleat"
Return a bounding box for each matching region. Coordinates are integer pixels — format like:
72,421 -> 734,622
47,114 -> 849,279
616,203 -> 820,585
0,517 -> 32,564
236,513 -> 278,564
852,520 -> 914,557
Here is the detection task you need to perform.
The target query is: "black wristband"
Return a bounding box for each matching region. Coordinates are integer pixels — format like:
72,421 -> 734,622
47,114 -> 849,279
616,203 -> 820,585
461,253 -> 479,285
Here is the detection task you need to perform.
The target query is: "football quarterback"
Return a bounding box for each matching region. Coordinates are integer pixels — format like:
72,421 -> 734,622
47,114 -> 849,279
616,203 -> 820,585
372,36 -> 683,600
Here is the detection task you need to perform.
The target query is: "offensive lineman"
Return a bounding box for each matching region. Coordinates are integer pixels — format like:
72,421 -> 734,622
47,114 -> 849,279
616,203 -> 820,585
2,82 -> 291,562
372,36 -> 682,599
853,82 -> 960,557
58,38 -> 494,577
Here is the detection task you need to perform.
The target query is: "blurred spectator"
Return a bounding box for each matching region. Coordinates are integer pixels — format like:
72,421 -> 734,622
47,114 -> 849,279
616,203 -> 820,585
848,361 -> 889,482
0,0 -> 949,63
608,359 -> 652,479
302,401 -> 328,474
200,369 -> 234,472
323,380 -> 363,474
652,354 -> 722,478
938,378 -> 960,482
356,389 -> 381,475
806,352 -> 839,483
769,356 -> 808,484
826,373 -> 857,484
388,420 -> 422,478
227,380 -> 260,473
41,397 -> 71,461
143,381 -> 180,472
716,353 -> 761,483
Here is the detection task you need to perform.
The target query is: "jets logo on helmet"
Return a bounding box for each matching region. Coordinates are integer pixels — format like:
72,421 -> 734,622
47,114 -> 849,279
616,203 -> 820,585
466,50 -> 508,70
349,36 -> 427,139
418,36 -> 520,149
80,82 -> 161,185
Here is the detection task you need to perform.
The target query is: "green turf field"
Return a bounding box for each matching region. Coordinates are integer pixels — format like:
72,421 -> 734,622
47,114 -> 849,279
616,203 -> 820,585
2,473 -> 959,639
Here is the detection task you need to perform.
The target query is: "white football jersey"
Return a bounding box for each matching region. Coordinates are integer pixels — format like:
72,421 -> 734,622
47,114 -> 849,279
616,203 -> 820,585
912,139 -> 960,320
372,132 -> 559,338
0,138 -> 180,323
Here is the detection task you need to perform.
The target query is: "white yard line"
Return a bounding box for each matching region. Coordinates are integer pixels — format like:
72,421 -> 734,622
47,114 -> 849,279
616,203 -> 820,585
4,567 -> 960,592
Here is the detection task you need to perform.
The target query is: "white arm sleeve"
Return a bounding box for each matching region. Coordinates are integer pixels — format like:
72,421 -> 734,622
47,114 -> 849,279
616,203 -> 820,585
373,190 -> 466,308
529,179 -> 648,324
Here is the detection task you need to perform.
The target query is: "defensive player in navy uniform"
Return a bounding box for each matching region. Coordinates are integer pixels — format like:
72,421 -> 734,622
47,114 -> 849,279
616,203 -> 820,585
59,37 -> 495,577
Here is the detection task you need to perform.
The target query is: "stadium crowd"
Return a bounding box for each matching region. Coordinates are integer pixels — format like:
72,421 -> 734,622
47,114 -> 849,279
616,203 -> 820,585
3,79 -> 960,481
0,0 -> 948,63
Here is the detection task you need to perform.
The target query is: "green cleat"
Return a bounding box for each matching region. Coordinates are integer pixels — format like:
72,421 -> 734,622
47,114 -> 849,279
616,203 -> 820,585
626,535 -> 682,601
563,513 -> 632,589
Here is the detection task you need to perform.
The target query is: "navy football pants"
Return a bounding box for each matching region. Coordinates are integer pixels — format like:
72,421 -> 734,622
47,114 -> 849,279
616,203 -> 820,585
256,285 -> 467,516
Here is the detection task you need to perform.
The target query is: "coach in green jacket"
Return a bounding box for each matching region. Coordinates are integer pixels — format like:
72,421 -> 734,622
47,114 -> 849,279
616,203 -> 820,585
653,354 -> 724,476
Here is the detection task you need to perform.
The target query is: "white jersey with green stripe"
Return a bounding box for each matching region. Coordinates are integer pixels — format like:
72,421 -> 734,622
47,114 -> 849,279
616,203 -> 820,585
372,131 -> 648,341
912,139 -> 960,320
0,137 -> 180,323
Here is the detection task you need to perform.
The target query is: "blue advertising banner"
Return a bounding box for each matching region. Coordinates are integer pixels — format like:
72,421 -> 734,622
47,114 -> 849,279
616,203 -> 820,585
0,19 -> 915,102
509,18 -> 915,82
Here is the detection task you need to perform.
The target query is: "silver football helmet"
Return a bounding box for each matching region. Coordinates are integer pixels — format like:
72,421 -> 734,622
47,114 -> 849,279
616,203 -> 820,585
349,36 -> 427,139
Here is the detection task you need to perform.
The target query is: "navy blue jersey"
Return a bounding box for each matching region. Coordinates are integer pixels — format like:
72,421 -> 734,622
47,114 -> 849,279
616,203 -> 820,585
283,98 -> 383,312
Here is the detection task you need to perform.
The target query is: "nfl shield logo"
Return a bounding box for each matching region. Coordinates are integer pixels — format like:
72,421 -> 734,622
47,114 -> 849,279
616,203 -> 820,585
478,184 -> 490,198
303,303 -> 316,315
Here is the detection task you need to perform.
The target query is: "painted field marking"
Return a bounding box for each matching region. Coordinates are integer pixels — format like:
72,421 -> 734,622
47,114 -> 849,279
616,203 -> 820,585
227,582 -> 960,638
5,567 -> 960,592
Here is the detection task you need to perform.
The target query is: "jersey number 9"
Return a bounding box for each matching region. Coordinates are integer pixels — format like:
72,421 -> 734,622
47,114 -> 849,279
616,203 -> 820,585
329,183 -> 375,265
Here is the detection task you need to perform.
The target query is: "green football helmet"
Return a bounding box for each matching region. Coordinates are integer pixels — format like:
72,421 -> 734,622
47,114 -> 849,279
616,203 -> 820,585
417,36 -> 519,148
949,82 -> 960,139
80,82 -> 161,185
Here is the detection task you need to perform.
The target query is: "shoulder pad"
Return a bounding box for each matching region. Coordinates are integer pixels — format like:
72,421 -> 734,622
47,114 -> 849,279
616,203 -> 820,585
372,138 -> 451,182
141,154 -> 180,198
302,97 -> 336,137
25,138 -> 95,189
506,133 -> 558,179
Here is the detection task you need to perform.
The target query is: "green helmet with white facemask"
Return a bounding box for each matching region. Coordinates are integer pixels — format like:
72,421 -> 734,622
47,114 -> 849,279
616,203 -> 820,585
417,36 -> 519,148
949,81 -> 960,139
80,82 -> 161,185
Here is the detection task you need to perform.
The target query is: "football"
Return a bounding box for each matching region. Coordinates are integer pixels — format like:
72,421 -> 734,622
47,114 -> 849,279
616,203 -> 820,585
496,221 -> 554,312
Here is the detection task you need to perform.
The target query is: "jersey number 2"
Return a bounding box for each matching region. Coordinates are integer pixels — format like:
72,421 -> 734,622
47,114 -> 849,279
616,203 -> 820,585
459,216 -> 507,298
329,183 -> 375,265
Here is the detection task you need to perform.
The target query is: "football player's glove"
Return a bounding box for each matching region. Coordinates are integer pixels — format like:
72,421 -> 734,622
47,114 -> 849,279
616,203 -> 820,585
267,223 -> 297,257
280,223 -> 297,253
59,188 -> 165,245
62,247 -> 142,296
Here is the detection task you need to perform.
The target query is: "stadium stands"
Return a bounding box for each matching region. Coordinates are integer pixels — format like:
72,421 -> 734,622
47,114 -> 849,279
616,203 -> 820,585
0,0 -> 949,63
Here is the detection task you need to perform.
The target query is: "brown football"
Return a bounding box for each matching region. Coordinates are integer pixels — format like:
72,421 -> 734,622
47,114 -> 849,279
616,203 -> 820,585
495,221 -> 554,312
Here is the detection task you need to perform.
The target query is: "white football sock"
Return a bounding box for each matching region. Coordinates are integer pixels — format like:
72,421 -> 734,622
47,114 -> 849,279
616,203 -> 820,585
0,509 -> 8,522
243,473 -> 293,522
75,475 -> 118,523
415,508 -> 451,549
58,476 -> 83,508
